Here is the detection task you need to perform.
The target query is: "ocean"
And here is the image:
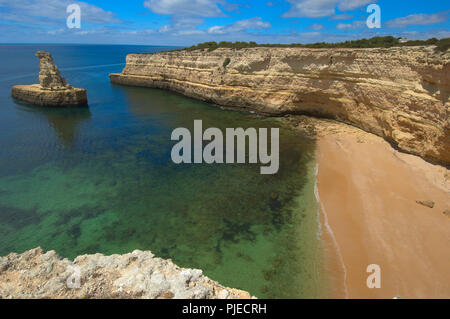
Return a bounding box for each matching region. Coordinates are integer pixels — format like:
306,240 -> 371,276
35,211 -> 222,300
0,44 -> 325,298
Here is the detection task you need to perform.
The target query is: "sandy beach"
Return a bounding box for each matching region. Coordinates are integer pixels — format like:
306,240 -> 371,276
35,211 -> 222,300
315,124 -> 450,299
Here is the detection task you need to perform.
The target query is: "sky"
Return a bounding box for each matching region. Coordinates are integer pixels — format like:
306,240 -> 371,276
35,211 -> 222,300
0,0 -> 449,46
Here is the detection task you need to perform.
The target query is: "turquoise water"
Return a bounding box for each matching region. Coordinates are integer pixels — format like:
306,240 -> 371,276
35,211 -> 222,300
0,45 -> 325,298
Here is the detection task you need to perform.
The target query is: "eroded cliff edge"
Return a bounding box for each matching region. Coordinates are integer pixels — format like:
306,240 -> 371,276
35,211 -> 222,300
110,46 -> 449,165
0,247 -> 252,299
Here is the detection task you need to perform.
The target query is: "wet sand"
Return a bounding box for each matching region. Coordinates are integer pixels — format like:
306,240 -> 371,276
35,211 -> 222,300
316,131 -> 450,299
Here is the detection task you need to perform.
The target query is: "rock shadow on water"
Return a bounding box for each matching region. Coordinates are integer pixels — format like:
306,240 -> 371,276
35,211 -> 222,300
17,103 -> 91,147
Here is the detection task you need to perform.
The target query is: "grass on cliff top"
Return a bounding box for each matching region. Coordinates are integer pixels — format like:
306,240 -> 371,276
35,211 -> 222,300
173,36 -> 449,53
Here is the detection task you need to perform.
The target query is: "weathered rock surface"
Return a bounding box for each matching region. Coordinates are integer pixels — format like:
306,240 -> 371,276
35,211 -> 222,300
110,46 -> 449,165
0,247 -> 252,299
11,51 -> 87,107
36,50 -> 67,89
416,200 -> 435,208
11,85 -> 87,107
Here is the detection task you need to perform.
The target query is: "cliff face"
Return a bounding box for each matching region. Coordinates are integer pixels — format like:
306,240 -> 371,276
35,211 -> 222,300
12,85 -> 87,107
110,46 -> 449,165
0,248 -> 252,299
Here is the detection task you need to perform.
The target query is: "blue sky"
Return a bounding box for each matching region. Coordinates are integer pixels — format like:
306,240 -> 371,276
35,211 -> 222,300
0,0 -> 448,45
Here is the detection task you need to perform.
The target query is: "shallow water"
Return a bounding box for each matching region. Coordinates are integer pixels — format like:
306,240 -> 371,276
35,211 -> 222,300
0,44 -> 326,298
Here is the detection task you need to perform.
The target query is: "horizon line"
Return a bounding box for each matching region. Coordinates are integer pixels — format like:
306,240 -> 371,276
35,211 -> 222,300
0,42 -> 184,47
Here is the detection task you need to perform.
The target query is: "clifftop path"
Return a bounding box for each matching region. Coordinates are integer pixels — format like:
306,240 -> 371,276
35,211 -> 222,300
110,46 -> 449,165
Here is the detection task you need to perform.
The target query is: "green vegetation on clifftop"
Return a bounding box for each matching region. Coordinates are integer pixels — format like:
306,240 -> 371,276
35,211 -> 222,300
179,36 -> 449,52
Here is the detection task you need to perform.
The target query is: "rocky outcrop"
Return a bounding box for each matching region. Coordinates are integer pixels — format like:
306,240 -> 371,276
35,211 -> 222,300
11,85 -> 88,107
110,46 -> 449,165
416,200 -> 435,208
0,247 -> 252,299
36,50 -> 67,89
11,51 -> 87,107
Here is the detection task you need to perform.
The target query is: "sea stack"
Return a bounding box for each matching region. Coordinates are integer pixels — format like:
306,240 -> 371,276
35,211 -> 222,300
11,51 -> 88,107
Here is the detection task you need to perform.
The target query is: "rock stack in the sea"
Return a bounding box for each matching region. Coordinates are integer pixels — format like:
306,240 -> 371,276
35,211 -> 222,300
36,50 -> 68,89
0,247 -> 253,299
11,51 -> 87,107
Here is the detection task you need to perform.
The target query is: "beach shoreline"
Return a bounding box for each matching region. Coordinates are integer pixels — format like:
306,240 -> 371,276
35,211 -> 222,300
311,120 -> 450,299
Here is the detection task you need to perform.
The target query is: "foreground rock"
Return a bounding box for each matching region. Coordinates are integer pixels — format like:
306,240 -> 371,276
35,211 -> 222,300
110,46 -> 449,166
11,51 -> 87,107
416,200 -> 435,208
0,247 -> 252,299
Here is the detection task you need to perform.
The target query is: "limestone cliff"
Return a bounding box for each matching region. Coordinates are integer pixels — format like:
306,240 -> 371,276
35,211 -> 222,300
110,46 -> 449,165
0,247 -> 252,299
11,85 -> 87,107
35,50 -> 67,89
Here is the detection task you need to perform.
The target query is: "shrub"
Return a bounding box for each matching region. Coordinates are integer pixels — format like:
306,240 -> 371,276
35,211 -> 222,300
223,58 -> 231,68
177,37 -> 449,52
435,38 -> 450,52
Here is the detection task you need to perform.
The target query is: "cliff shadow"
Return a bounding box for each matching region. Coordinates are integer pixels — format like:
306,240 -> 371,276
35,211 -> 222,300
412,63 -> 450,104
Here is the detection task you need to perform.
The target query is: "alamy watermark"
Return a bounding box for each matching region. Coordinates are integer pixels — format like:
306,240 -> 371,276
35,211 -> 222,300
66,265 -> 81,289
171,120 -> 279,175
366,264 -> 381,289
366,4 -> 381,29
64,3 -> 380,31
66,4 -> 81,29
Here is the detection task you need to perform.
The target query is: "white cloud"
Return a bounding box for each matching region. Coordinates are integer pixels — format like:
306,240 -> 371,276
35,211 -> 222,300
208,26 -> 226,34
143,0 -> 224,17
337,0 -> 374,12
330,13 -> 353,20
309,23 -> 325,30
283,0 -> 338,18
208,17 -> 271,34
282,0 -> 376,18
171,16 -> 205,29
399,30 -> 450,39
175,17 -> 205,27
176,30 -> 205,35
158,25 -> 172,33
143,0 -> 226,36
47,28 -> 65,35
336,20 -> 365,30
0,0 -> 122,25
386,12 -> 448,28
